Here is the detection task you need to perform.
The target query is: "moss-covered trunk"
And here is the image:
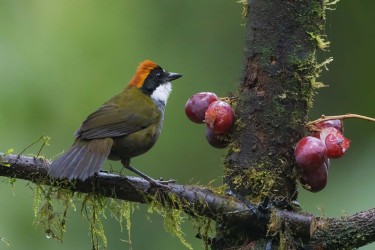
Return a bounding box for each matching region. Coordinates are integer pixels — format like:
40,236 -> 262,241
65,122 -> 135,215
214,0 -> 326,248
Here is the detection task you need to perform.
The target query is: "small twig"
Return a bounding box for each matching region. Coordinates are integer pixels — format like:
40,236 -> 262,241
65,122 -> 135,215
307,113 -> 375,126
36,136 -> 51,158
17,136 -> 49,157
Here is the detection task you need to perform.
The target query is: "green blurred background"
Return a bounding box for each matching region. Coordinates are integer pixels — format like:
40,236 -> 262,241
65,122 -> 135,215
0,1 -> 374,249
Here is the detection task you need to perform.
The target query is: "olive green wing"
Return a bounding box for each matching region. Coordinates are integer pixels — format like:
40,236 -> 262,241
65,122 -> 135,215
75,101 -> 158,140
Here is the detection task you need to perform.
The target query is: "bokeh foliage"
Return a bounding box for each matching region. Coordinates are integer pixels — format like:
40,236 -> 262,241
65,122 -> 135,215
0,1 -> 374,249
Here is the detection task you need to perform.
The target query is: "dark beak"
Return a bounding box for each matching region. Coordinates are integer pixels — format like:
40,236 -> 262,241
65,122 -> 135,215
167,72 -> 182,82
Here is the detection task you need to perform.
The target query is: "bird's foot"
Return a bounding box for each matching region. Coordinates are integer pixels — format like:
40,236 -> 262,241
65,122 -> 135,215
144,177 -> 175,192
157,177 -> 176,184
123,164 -> 175,188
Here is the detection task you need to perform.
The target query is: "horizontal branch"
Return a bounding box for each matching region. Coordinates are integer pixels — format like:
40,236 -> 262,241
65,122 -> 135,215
1,152 -> 375,249
0,153 -> 257,225
309,208 -> 375,249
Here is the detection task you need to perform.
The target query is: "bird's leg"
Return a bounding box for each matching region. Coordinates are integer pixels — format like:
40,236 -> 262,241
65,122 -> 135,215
121,159 -> 175,186
125,165 -> 176,186
125,164 -> 158,184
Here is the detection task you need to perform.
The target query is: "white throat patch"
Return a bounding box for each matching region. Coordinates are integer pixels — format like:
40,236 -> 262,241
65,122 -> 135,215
151,82 -> 172,104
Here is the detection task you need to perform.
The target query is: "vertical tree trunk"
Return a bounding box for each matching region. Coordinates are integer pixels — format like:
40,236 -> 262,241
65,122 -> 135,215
214,1 -> 326,248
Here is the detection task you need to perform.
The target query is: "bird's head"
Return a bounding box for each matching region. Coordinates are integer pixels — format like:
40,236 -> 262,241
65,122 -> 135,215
128,60 -> 182,105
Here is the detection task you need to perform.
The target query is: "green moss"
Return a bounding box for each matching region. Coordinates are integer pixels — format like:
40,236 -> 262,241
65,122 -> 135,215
265,97 -> 287,125
80,193 -> 108,249
307,32 -> 330,50
0,148 -> 14,167
31,180 -> 221,250
109,199 -> 134,248
147,192 -> 193,250
237,0 -> 248,18
323,0 -> 340,18
286,0 -> 335,112
211,183 -> 230,196
279,229 -> 287,250
288,110 -> 304,130
228,142 -> 241,153
234,117 -> 246,130
4,148 -> 14,157
33,185 -> 75,242
315,57 -> 334,72
226,167 -> 276,204
192,216 -> 213,250
33,184 -> 132,250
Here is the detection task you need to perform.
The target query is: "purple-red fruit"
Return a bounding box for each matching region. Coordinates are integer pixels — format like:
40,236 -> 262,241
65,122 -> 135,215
205,101 -> 235,134
300,160 -> 328,192
311,119 -> 343,138
294,136 -> 327,173
320,127 -> 351,159
205,127 -> 229,148
185,92 -> 218,123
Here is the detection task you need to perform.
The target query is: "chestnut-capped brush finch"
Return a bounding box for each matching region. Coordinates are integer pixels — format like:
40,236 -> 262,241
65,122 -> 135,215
48,60 -> 182,184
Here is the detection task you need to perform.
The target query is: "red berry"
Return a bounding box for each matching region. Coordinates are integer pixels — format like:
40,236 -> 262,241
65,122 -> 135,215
205,127 -> 229,148
300,160 -> 328,192
311,119 -> 343,138
320,127 -> 351,159
294,136 -> 327,173
185,92 -> 218,123
319,127 -> 336,142
205,101 -> 235,134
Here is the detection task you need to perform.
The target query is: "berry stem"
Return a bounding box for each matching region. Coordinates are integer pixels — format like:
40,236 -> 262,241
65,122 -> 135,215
307,113 -> 375,126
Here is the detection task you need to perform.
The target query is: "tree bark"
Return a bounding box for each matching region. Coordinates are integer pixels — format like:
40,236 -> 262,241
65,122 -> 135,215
226,0 -> 324,201
219,0 -> 326,248
309,208 -> 375,249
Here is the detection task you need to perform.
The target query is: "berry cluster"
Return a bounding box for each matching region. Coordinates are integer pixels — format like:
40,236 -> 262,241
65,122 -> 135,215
185,92 -> 235,148
295,119 -> 351,192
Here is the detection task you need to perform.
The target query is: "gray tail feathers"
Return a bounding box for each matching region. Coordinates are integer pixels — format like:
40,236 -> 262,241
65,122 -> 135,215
48,138 -> 113,181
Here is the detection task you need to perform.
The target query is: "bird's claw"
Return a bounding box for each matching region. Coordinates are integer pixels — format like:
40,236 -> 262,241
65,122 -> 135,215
157,177 -> 176,184
143,178 -> 175,192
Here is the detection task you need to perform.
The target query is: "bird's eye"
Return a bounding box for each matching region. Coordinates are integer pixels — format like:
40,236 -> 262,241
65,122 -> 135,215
155,72 -> 162,79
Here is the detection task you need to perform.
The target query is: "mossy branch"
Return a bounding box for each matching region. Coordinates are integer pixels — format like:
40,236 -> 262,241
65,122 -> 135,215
0,153 -> 256,225
309,208 -> 375,249
1,152 -> 375,249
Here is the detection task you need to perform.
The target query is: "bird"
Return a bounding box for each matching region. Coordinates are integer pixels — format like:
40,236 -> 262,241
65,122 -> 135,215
48,60 -> 182,184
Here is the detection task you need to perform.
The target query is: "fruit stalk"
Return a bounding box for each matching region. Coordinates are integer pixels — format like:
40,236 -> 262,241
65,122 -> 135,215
307,113 -> 375,127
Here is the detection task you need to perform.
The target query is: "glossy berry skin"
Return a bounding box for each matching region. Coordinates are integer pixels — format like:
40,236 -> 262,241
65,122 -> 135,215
205,101 -> 235,134
300,160 -> 328,192
318,119 -> 343,132
311,119 -> 343,138
205,127 -> 228,148
321,127 -> 351,159
294,136 -> 327,173
185,92 -> 218,123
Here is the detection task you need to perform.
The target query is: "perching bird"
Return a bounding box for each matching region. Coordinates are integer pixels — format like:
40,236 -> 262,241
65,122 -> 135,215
48,60 -> 182,183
